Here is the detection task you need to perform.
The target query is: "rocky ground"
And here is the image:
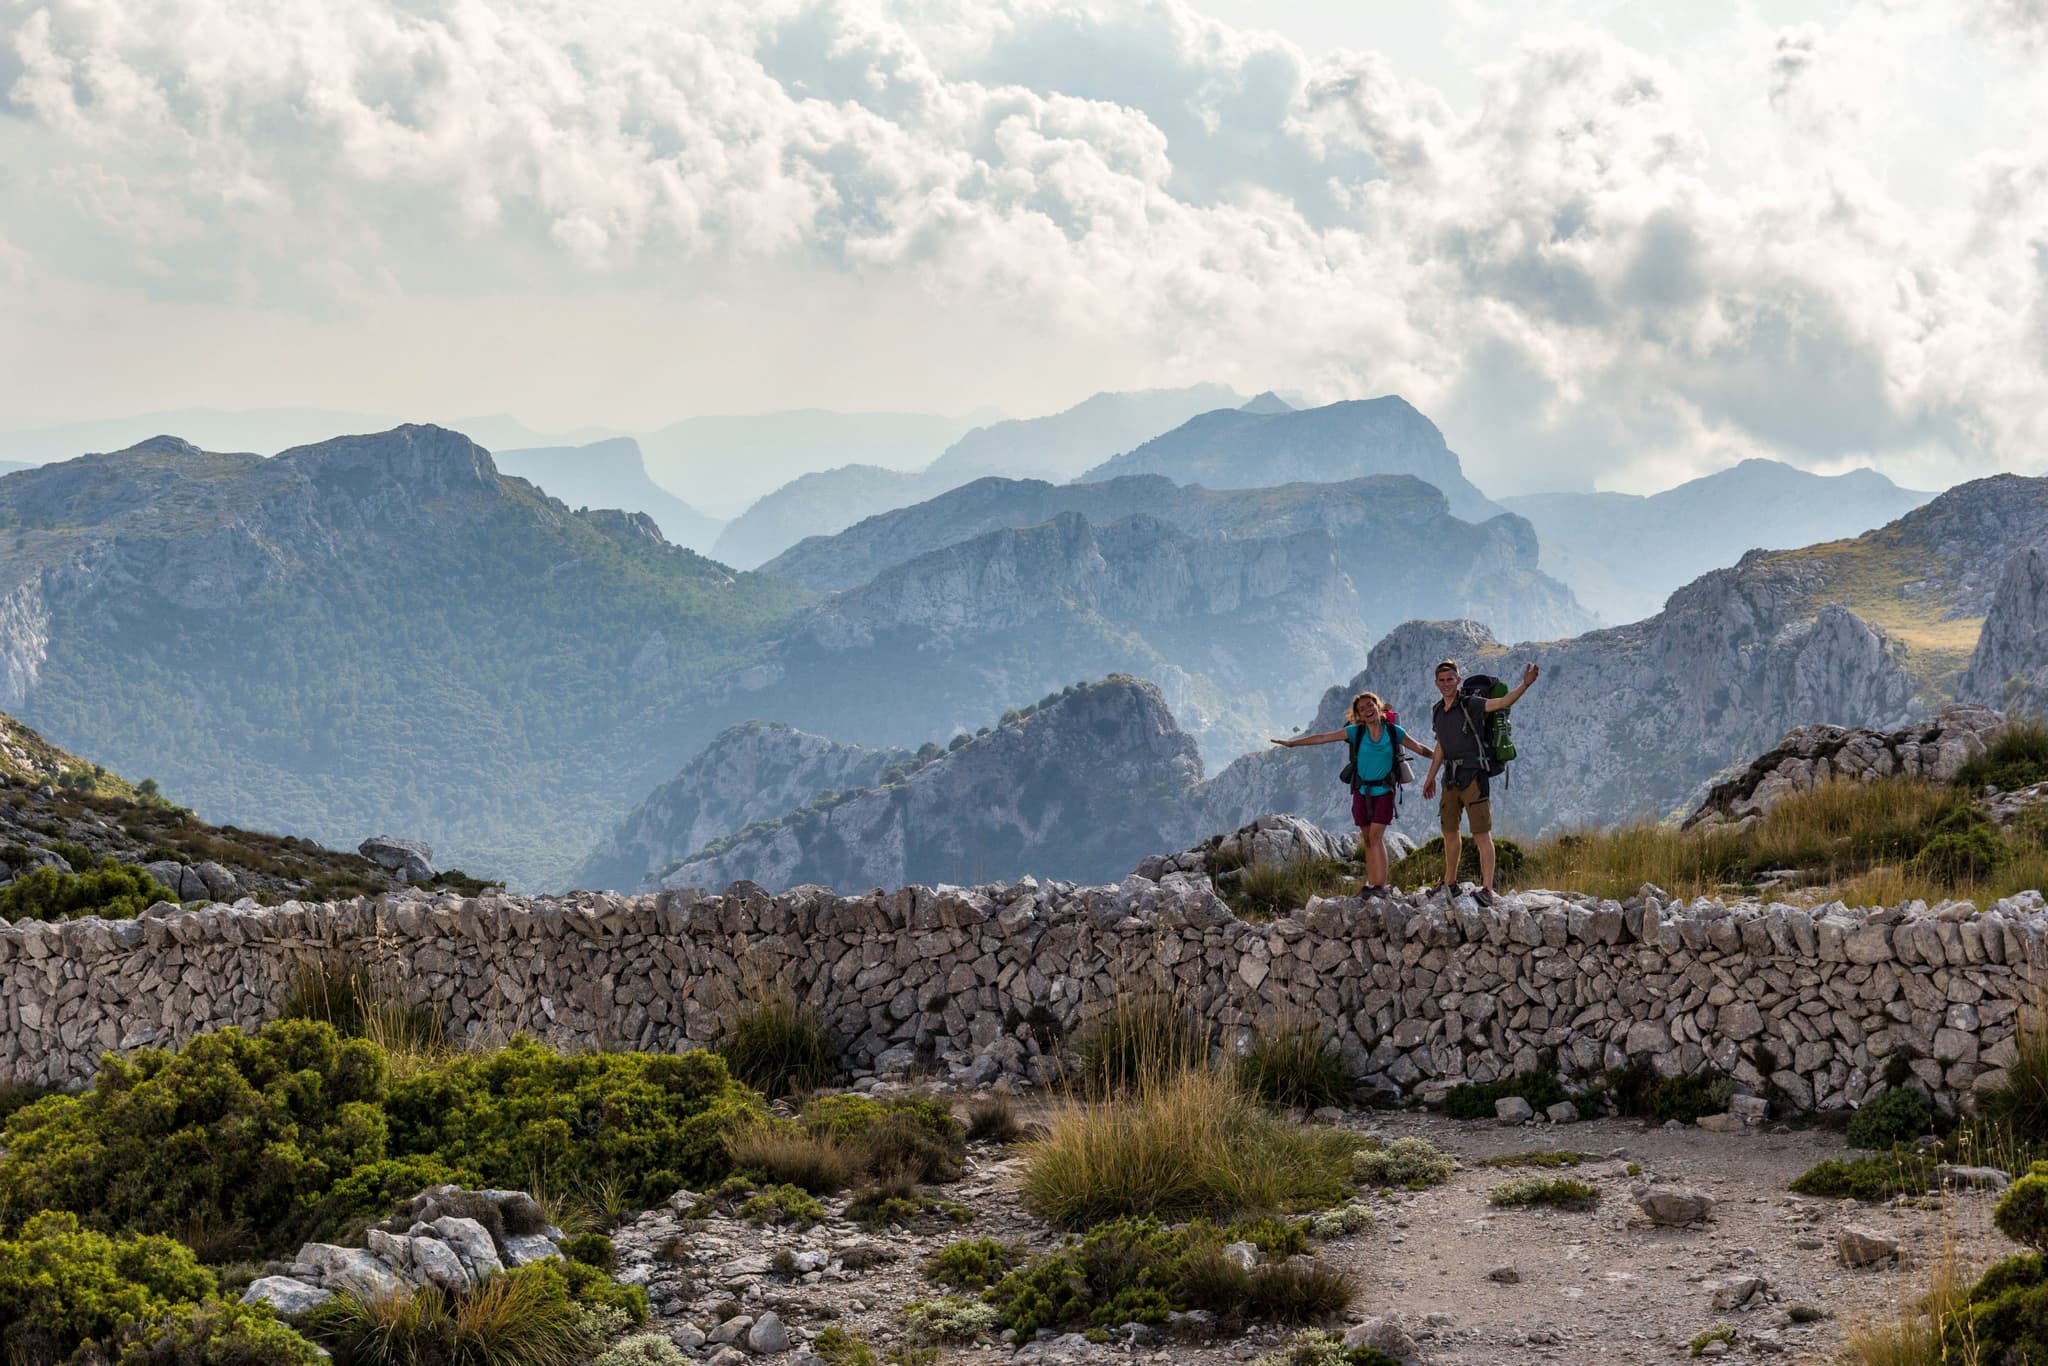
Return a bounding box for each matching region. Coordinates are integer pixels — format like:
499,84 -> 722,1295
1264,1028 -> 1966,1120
606,1100 -> 2011,1365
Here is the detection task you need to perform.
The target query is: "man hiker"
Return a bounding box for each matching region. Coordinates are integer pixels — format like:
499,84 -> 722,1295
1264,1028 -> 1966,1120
1421,658 -> 1540,905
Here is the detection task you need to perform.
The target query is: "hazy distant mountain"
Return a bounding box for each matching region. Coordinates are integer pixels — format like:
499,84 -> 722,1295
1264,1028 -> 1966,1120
0,462 -> 30,479
708,385 -> 1242,568
495,438 -> 724,553
1078,396 -> 1502,523
760,473 -> 1592,649
1240,391 -> 1295,414
711,466 -> 933,570
0,426 -> 809,890
1503,459 -> 1934,623
0,409 -> 611,465
634,410 -> 986,519
919,384 -> 1242,486
643,677 -> 1203,894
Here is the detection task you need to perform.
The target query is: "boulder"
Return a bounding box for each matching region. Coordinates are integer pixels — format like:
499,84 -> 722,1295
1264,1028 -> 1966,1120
1343,1315 -> 1418,1356
1838,1225 -> 1900,1267
1495,1096 -> 1535,1125
241,1275 -> 333,1317
358,835 -> 436,882
1632,1185 -> 1714,1227
749,1312 -> 791,1353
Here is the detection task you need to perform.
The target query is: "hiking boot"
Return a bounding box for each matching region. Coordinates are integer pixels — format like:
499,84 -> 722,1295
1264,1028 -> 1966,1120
1474,887 -> 1497,907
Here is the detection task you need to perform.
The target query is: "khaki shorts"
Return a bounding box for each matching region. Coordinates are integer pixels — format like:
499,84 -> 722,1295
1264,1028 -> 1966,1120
1439,777 -> 1492,836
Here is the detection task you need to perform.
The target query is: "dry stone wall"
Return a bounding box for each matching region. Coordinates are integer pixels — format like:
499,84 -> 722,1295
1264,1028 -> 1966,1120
8,845 -> 2046,1113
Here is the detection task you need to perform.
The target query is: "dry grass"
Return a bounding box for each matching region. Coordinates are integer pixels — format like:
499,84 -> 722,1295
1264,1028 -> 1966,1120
1841,1232 -> 1983,1366
726,1124 -> 860,1194
1072,992 -> 1206,1094
718,979 -> 837,1100
1019,1066 -> 1358,1230
277,950 -> 450,1074
964,1094 -> 1027,1144
1520,775 -> 2048,907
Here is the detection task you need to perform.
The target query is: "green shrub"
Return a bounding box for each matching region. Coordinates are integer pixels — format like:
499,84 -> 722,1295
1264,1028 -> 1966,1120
799,1094 -> 965,1182
737,1184 -> 825,1228
1305,1204 -> 1373,1239
1072,996 -> 1205,1093
1441,1070 -> 1574,1121
384,1040 -> 762,1210
1235,1023 -> 1354,1111
0,1021 -> 396,1254
1351,1137 -> 1453,1189
1688,1325 -> 1735,1357
1483,1150 -> 1592,1168
556,1233 -> 613,1271
1487,1177 -> 1599,1210
0,1212 -> 218,1365
812,1325 -> 881,1365
1997,1170 -> 2048,1252
925,1238 -> 1021,1291
557,1258 -> 648,1324
108,1297 -> 324,1366
305,1263 -> 594,1366
1390,836 -> 1525,888
1254,1330 -> 1401,1366
593,1334 -> 688,1366
986,1217 -> 1352,1337
900,1295 -> 1000,1344
1846,1088 -> 1939,1149
1912,826 -> 2008,881
1608,1068 -> 1734,1124
0,861 -> 172,921
718,987 -> 837,1100
1788,1147 -> 1938,1201
1958,722 -> 2048,793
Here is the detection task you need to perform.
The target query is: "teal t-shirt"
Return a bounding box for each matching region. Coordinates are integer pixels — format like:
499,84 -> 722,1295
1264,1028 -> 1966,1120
1344,721 -> 1406,796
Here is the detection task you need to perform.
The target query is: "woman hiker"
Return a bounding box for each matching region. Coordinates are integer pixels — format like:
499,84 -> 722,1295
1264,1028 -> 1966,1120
1269,691 -> 1432,895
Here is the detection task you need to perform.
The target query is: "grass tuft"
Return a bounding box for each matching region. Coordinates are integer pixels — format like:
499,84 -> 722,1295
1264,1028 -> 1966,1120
1234,1020 -> 1354,1111
965,1093 -> 1027,1144
1487,1176 -> 1599,1210
718,983 -> 837,1100
725,1124 -> 859,1194
1020,1067 -> 1359,1230
1072,994 -> 1205,1095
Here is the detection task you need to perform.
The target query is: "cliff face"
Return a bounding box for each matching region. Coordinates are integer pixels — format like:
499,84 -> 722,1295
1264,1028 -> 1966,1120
1960,547 -> 2048,715
569,722 -> 911,892
658,676 -> 1203,892
1077,396 -> 1501,523
762,472 -> 1590,644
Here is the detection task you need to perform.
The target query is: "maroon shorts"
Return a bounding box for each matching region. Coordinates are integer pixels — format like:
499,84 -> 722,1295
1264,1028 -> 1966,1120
1351,791 -> 1395,828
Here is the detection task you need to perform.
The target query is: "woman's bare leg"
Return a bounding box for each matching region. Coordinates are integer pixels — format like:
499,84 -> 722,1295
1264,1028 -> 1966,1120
1363,825 -> 1389,887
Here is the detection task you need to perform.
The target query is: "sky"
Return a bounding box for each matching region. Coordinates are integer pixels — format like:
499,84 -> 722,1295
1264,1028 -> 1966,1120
1,0 -> 2045,495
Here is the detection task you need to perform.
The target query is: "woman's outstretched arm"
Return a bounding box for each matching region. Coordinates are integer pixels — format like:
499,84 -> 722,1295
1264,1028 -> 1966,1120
1270,729 -> 1346,747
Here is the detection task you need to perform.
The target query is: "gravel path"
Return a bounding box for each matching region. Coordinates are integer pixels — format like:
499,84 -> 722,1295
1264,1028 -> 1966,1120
616,1104 -> 2016,1365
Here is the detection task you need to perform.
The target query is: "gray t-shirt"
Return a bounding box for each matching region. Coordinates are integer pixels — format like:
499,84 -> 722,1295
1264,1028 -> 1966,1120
1431,695 -> 1488,765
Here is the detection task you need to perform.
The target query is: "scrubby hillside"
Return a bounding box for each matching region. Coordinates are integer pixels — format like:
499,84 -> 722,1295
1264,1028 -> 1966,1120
0,426 -> 810,889
654,676 -> 1203,891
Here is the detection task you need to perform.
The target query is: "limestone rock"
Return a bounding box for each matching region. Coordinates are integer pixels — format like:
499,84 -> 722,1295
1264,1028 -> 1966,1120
1838,1225 -> 1900,1267
358,835 -> 437,882
1633,1185 -> 1714,1227
241,1275 -> 333,1317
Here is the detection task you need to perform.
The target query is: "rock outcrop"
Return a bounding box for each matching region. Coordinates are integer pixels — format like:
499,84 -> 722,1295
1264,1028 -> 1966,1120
572,722 -> 913,892
1684,706 -> 2004,830
493,437 -> 724,552
656,677 -> 1203,893
1960,546 -> 2048,715
244,1186 -> 564,1318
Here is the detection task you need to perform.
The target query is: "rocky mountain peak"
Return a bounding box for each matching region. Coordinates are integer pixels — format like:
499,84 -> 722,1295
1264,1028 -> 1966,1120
652,675 -> 1202,892
1961,545 -> 2048,713
270,423 -> 499,500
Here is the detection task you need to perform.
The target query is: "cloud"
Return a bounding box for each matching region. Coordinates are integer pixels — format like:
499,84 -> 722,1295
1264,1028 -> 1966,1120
0,0 -> 2044,495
